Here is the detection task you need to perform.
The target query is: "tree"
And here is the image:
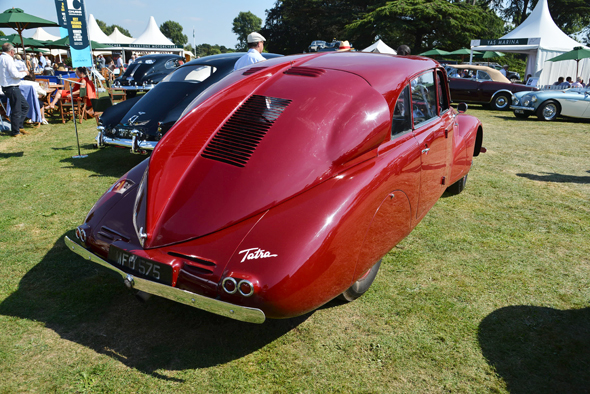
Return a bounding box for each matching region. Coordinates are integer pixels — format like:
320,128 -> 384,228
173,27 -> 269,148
96,19 -> 132,37
160,20 -> 187,46
0,30 -> 5,36
345,0 -> 505,53
232,11 -> 262,51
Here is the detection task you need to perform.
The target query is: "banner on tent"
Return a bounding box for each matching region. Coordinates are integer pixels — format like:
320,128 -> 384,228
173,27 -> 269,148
471,38 -> 541,47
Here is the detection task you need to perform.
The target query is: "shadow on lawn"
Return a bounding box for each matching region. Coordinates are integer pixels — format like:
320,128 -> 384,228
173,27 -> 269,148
517,170 -> 590,184
0,151 -> 24,159
59,144 -> 146,178
0,234 -> 310,380
479,305 -> 590,394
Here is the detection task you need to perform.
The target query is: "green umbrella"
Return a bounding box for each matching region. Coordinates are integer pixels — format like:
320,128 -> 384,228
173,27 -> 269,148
547,46 -> 590,77
448,48 -> 482,56
49,36 -> 113,50
0,8 -> 58,71
419,48 -> 451,57
481,51 -> 505,59
0,33 -> 46,47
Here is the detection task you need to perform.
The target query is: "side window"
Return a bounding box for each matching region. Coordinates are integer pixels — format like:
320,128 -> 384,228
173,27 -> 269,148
437,70 -> 449,113
392,85 -> 412,137
477,70 -> 492,81
411,71 -> 437,128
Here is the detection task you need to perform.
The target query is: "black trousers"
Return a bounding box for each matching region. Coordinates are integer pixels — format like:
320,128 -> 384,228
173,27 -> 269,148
4,85 -> 29,135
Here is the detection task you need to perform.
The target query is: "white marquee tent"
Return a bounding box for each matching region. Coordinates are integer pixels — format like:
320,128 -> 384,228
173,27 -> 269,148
108,27 -> 134,45
87,14 -> 115,44
362,39 -> 397,55
133,16 -> 175,46
470,0 -> 589,85
31,27 -> 60,42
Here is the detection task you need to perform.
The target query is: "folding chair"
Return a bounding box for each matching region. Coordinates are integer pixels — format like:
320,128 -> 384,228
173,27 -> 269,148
108,87 -> 126,103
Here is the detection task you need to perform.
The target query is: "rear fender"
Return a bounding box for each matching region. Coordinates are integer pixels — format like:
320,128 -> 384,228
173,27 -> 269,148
450,114 -> 482,184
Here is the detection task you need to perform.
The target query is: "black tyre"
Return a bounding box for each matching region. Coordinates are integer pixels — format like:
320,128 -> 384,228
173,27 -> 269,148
446,173 -> 468,195
537,100 -> 560,121
491,93 -> 511,110
514,112 -> 530,119
339,259 -> 382,302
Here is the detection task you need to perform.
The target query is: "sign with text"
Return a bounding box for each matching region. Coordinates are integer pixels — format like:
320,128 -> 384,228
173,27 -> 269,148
63,0 -> 92,67
53,0 -> 67,28
471,38 -> 541,47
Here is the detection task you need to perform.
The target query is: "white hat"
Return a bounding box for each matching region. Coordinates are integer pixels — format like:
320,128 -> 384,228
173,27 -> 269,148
247,32 -> 266,43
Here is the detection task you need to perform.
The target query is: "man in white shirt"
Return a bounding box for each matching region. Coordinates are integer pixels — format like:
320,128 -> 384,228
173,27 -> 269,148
0,43 -> 29,136
234,32 -> 266,71
500,64 -> 508,77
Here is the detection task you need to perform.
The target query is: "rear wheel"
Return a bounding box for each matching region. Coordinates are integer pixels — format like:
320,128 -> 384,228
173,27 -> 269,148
446,173 -> 468,195
491,93 -> 511,110
537,101 -> 560,121
339,259 -> 382,302
514,112 -> 530,119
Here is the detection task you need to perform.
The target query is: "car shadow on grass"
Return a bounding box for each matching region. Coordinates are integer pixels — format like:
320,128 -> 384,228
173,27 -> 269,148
59,144 -> 147,178
0,151 -> 24,159
478,305 -> 590,393
0,233 -> 311,380
516,171 -> 590,184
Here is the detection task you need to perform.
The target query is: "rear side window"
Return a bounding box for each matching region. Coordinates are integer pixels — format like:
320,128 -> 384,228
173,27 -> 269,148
437,70 -> 449,113
477,70 -> 492,81
392,85 -> 412,137
411,71 -> 437,128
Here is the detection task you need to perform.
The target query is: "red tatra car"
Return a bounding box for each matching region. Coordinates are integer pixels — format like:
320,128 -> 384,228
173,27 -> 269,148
66,53 -> 484,323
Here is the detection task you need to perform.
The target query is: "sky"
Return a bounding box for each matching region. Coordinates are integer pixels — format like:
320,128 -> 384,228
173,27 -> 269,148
4,0 -> 277,48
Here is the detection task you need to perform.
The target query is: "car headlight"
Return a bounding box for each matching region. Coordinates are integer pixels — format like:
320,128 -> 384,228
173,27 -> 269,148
512,96 -> 519,105
531,95 -> 538,103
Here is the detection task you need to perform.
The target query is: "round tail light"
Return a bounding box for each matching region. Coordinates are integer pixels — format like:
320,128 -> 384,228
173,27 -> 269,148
222,277 -> 237,294
238,280 -> 254,297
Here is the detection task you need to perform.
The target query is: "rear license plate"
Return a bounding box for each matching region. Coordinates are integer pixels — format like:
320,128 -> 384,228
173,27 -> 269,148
107,246 -> 172,285
515,109 -> 524,114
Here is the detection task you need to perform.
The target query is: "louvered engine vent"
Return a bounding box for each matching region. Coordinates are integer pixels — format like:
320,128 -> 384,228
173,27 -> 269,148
169,252 -> 216,275
284,66 -> 326,77
201,95 -> 292,167
243,66 -> 267,75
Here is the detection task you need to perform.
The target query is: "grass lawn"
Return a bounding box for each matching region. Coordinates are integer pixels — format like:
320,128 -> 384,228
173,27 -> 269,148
0,106 -> 589,393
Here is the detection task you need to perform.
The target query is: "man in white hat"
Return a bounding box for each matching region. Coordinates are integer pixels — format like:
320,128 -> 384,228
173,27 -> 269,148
234,32 -> 266,71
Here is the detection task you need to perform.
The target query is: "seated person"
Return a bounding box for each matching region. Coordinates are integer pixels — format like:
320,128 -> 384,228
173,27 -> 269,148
48,67 -> 97,114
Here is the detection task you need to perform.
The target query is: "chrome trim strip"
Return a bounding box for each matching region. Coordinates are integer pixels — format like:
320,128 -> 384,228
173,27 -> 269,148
64,236 -> 266,324
102,136 -> 158,151
510,105 -> 536,112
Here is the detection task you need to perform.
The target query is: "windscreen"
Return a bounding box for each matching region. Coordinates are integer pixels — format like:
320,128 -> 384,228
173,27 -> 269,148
162,65 -> 217,83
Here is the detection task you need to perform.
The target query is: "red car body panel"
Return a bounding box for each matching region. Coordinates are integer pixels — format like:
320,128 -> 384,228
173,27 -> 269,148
73,52 -> 483,320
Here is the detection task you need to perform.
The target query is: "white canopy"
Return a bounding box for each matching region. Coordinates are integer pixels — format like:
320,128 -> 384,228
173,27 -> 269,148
31,27 -> 60,42
470,0 -> 588,85
362,39 -> 397,55
87,14 -> 114,44
109,27 -> 135,44
132,16 -> 175,46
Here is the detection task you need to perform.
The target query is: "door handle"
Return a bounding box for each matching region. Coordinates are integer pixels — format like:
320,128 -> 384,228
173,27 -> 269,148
422,148 -> 430,154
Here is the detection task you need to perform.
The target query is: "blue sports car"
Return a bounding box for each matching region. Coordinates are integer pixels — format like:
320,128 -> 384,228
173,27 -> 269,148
510,87 -> 590,121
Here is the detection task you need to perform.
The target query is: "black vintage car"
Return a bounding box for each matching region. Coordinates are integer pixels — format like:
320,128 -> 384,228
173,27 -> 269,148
113,53 -> 184,97
96,52 -> 282,153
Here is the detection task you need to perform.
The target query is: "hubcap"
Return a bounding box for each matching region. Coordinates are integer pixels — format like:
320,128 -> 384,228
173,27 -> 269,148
495,96 -> 508,109
543,104 -> 557,119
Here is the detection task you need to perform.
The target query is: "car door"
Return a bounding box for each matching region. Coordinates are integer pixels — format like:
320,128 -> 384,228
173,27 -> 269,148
561,89 -> 590,118
449,71 -> 478,102
411,70 -> 449,218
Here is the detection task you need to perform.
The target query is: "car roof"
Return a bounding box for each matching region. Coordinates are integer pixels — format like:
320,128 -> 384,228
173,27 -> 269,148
137,53 -> 183,60
183,52 -> 282,67
447,64 -> 510,83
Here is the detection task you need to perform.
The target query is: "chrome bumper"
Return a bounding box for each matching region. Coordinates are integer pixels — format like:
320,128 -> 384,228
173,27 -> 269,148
64,236 -> 266,324
96,129 -> 157,153
510,105 -> 536,112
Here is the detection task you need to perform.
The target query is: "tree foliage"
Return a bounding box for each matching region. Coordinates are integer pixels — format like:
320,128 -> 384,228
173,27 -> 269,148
262,0 -> 504,54
160,20 -> 188,46
232,11 -> 263,51
96,19 -> 132,37
187,43 -> 236,57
